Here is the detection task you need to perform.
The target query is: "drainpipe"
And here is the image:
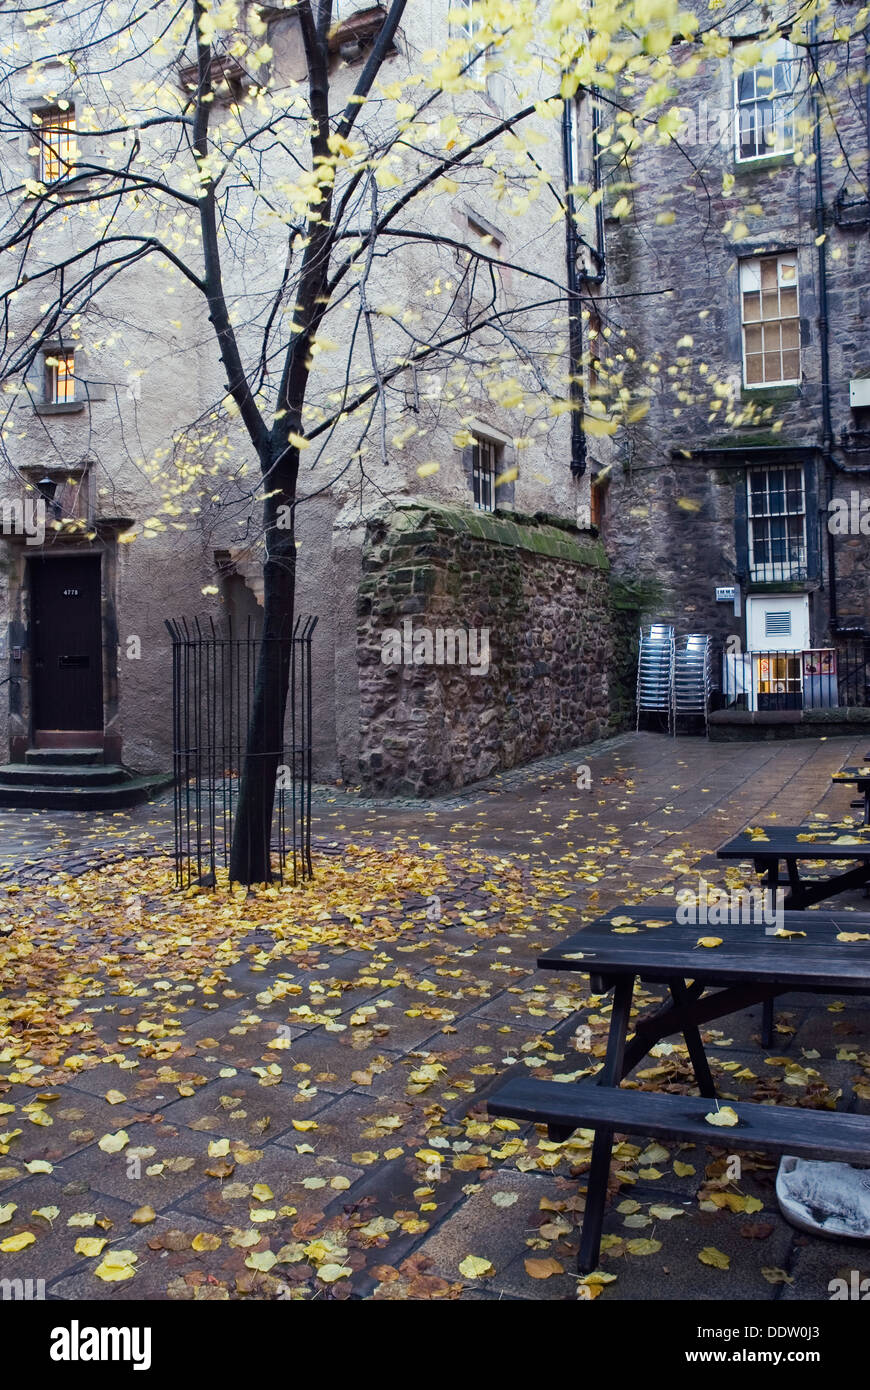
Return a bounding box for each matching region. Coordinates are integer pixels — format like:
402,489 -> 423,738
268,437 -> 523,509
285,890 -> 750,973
562,97 -> 587,478
810,17 -> 839,633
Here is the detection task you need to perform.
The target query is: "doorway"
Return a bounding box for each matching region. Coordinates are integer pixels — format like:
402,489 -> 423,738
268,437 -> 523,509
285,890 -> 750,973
29,555 -> 103,737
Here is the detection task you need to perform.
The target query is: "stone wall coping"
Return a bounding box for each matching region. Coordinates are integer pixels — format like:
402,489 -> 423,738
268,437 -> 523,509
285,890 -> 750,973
385,499 -> 609,570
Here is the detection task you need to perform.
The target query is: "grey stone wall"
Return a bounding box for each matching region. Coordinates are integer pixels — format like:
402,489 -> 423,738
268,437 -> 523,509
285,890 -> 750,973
356,501 -> 616,795
585,12 -> 870,646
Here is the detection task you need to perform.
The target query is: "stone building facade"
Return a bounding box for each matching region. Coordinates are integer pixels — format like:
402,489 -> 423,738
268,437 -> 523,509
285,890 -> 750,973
0,1 -> 616,801
580,6 -> 870,722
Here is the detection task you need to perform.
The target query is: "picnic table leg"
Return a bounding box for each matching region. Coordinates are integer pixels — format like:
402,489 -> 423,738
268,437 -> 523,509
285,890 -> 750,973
669,979 -> 716,1097
578,973 -> 634,1275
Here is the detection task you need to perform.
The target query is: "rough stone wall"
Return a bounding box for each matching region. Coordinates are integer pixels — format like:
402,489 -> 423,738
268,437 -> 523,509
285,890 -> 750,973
584,5 -> 870,645
356,502 -> 615,795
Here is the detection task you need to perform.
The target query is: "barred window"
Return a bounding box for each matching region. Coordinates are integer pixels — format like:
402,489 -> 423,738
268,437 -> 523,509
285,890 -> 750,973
471,435 -> 498,512
740,254 -> 799,387
747,465 -> 807,581
734,37 -> 797,162
34,105 -> 75,184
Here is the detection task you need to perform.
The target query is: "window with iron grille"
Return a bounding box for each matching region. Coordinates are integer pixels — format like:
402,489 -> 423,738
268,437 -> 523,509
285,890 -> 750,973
34,105 -> 75,184
740,253 -> 799,386
734,37 -> 797,162
471,435 -> 498,512
44,350 -> 76,405
747,465 -> 807,581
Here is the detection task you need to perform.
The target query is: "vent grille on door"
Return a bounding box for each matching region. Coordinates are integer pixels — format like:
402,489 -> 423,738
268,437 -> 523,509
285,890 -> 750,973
765,611 -> 792,636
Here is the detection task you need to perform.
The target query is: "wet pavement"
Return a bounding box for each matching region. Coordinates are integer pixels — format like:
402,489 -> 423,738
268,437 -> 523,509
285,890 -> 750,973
1,730 -> 869,1301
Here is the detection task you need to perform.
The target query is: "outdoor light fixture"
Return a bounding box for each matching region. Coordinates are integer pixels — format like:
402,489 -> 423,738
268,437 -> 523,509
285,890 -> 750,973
36,475 -> 61,517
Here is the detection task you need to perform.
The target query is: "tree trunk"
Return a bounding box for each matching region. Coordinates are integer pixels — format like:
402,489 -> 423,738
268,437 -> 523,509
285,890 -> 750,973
229,503 -> 296,884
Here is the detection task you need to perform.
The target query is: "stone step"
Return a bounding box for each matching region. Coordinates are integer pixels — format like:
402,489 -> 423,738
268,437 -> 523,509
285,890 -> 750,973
25,748 -> 105,767
0,771 -> 174,811
0,763 -> 130,788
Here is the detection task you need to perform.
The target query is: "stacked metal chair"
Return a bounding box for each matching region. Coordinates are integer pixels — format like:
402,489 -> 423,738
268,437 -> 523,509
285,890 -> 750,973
672,633 -> 713,736
636,624 -> 675,732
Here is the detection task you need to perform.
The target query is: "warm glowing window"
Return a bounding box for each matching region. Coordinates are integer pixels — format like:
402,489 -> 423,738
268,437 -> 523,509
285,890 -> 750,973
34,106 -> 75,184
45,351 -> 76,404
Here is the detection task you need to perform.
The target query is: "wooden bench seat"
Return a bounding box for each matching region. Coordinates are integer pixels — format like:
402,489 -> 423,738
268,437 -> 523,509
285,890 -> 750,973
488,1077 -> 870,1164
488,1077 -> 870,1270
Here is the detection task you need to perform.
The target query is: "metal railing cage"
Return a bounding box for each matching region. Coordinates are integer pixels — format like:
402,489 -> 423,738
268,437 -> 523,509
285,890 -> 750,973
165,614 -> 318,889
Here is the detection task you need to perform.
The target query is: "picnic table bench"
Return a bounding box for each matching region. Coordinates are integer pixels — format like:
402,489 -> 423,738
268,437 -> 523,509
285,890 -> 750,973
831,765 -> 870,824
487,904 -> 870,1273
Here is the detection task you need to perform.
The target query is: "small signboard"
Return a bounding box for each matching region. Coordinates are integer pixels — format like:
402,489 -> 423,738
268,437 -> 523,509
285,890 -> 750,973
715,586 -> 736,602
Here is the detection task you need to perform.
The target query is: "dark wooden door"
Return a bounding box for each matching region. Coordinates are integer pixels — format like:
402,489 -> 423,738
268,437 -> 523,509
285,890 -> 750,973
30,556 -> 103,731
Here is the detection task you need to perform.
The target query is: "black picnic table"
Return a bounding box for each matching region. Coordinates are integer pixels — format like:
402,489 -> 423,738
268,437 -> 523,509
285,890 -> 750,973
717,824 -> 870,909
831,765 -> 870,824
487,903 -> 870,1273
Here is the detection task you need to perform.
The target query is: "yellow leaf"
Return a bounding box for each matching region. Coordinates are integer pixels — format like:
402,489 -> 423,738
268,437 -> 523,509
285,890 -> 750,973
0,1231 -> 35,1252
673,1161 -> 695,1177
74,1237 -> 106,1257
130,1206 -> 156,1225
698,1246 -> 730,1269
837,932 -> 870,942
696,937 -> 723,949
208,1138 -> 230,1157
97,1130 -> 129,1153
104,1090 -> 127,1105
458,1255 -> 494,1279
704,1106 -> 739,1127
191,1232 -> 222,1252
251,1183 -> 273,1201
32,1206 -> 59,1223
0,1204 -> 16,1224
244,1250 -> 277,1272
525,1256 -> 563,1279
625,1238 -> 661,1256
318,1263 -> 350,1282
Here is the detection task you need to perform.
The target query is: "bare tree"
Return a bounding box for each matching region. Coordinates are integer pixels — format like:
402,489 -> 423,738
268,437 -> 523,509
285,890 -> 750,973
0,0 -> 773,879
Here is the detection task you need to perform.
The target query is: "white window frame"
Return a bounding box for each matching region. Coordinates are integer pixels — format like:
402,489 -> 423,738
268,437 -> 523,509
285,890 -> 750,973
740,253 -> 800,388
746,464 -> 807,582
733,36 -> 797,163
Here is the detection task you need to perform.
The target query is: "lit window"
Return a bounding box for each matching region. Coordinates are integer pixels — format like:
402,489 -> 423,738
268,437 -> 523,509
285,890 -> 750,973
740,254 -> 799,386
471,435 -> 498,512
590,476 -> 606,531
34,106 -> 75,184
747,465 -> 807,582
45,351 -> 76,405
734,37 -> 797,162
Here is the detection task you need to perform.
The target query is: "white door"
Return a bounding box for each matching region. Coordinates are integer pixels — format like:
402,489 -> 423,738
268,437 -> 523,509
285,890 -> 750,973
746,595 -> 810,652
745,595 -> 809,712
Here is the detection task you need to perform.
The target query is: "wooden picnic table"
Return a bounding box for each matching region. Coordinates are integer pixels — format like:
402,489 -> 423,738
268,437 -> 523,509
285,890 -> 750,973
487,903 -> 870,1273
716,824 -> 870,909
831,765 -> 870,824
